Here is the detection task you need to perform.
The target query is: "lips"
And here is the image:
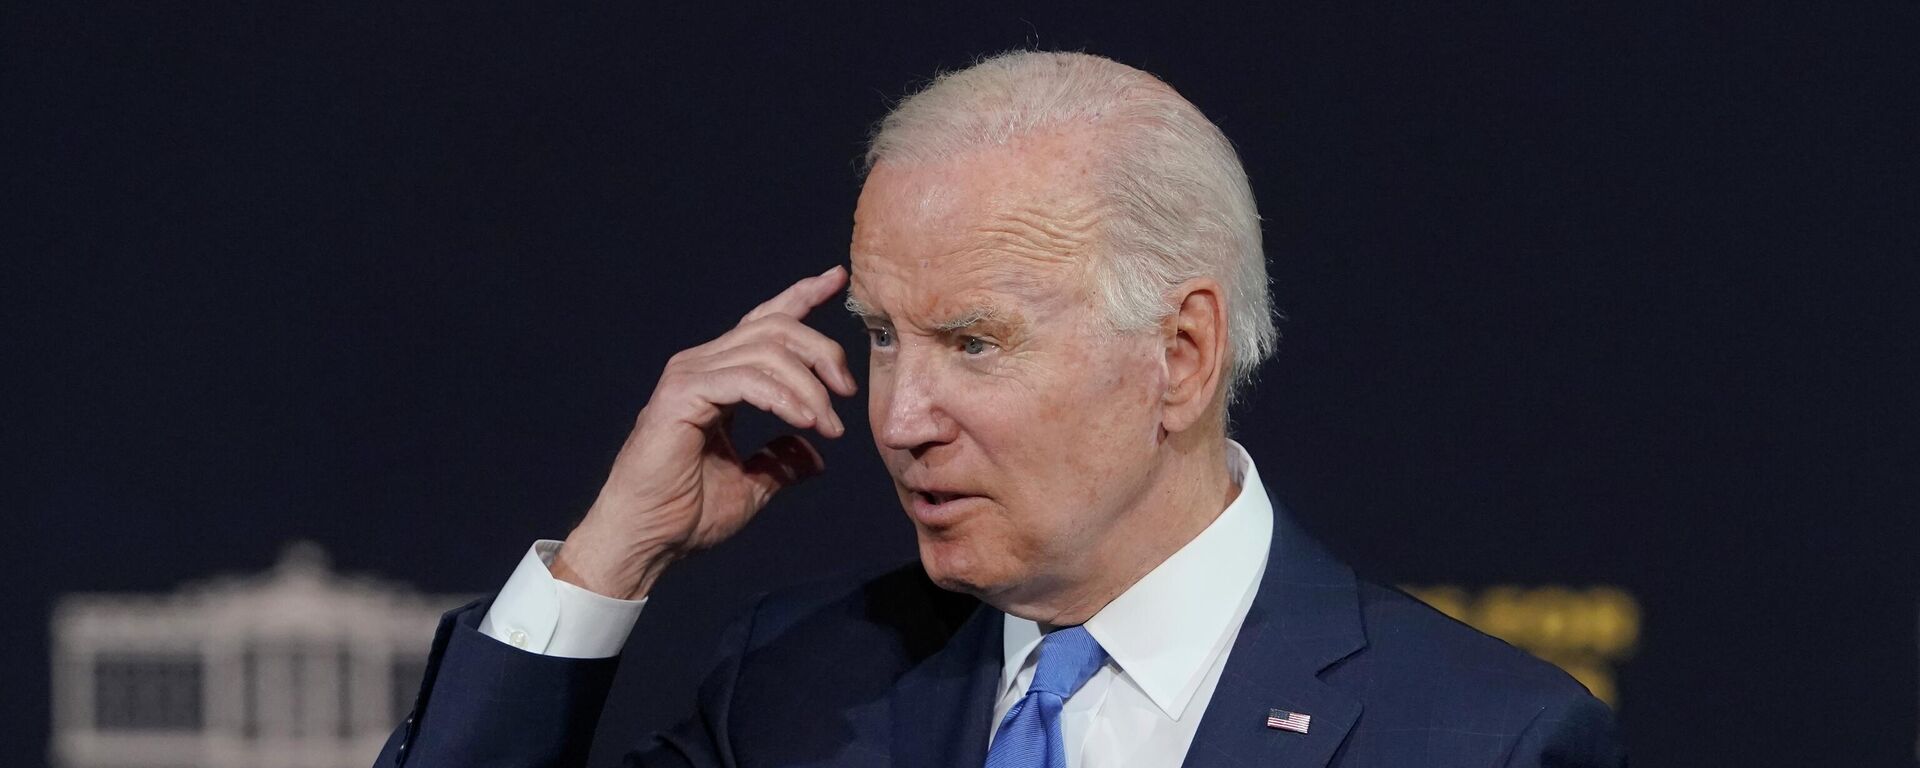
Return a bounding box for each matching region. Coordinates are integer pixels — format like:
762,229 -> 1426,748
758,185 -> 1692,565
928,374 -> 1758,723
904,485 -> 985,527
914,490 -> 971,506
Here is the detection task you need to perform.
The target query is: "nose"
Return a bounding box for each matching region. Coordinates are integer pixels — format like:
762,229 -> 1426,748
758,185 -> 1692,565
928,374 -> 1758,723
876,352 -> 956,455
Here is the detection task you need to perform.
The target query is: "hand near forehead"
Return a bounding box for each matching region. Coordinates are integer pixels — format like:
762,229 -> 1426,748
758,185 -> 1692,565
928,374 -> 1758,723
553,266 -> 857,600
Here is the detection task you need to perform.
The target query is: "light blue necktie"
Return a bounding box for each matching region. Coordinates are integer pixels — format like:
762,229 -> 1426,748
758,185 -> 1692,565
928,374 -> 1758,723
984,625 -> 1109,768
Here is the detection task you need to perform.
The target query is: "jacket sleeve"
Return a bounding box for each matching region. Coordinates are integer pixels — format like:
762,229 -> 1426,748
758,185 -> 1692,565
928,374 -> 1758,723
613,594 -> 762,768
373,595 -> 766,768
372,598 -> 622,768
1499,692 -> 1628,768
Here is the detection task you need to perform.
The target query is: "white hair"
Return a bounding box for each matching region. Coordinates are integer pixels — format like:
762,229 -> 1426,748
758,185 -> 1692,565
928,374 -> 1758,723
865,50 -> 1278,404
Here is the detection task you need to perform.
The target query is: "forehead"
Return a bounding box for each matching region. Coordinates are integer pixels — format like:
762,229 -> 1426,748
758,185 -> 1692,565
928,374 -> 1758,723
848,135 -> 1104,320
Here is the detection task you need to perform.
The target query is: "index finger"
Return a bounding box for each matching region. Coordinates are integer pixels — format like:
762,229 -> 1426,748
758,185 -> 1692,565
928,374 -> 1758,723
740,265 -> 848,326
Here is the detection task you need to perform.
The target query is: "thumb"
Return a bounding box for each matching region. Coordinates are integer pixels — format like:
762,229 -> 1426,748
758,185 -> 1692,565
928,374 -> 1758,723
742,434 -> 826,509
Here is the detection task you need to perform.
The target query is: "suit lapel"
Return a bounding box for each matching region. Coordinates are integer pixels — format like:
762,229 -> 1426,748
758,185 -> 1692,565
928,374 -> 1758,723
1182,502 -> 1367,768
885,501 -> 1365,768
889,600 -> 1004,768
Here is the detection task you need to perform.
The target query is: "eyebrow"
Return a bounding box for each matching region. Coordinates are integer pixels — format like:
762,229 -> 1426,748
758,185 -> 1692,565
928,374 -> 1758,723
843,294 -> 1012,334
929,305 -> 1004,333
844,294 -> 882,320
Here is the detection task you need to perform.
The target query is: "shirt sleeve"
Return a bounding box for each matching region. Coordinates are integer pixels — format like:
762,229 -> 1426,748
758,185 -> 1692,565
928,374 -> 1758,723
477,539 -> 647,659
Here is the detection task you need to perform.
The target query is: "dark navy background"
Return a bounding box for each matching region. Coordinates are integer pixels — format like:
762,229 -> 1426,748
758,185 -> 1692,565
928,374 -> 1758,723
5,3 -> 1916,766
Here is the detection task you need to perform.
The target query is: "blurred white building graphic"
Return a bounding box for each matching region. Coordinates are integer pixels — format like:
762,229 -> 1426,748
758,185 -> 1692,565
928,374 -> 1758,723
51,542 -> 469,768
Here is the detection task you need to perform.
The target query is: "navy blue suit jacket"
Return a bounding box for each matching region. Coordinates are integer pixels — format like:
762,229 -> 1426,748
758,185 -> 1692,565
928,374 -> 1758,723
375,502 -> 1625,767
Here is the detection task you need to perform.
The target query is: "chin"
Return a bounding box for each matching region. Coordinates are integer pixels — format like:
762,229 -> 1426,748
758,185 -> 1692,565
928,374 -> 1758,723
915,533 -> 1010,598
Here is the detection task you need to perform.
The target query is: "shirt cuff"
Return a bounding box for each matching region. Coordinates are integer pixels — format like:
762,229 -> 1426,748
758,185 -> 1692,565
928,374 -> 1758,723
477,539 -> 648,659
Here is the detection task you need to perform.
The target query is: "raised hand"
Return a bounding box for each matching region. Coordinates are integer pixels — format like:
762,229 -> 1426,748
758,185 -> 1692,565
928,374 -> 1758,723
552,266 -> 856,599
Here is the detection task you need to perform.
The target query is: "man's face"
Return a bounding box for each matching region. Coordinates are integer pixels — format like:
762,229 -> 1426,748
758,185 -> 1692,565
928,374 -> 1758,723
848,133 -> 1172,611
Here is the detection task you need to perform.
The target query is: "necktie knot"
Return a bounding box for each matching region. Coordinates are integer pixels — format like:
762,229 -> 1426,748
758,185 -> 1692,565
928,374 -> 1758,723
1026,625 -> 1106,699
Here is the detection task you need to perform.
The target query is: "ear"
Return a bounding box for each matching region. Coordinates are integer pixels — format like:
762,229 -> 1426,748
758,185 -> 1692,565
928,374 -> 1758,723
1159,278 -> 1229,434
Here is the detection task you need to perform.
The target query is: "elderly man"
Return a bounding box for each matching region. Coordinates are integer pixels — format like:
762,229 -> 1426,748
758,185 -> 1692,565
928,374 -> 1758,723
376,52 -> 1624,767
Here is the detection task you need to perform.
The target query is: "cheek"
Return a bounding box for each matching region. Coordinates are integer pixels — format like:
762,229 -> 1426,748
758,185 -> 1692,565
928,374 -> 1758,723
1069,346 -> 1164,475
865,366 -> 896,451
987,342 -> 1152,431
865,373 -> 887,432
1051,340 -> 1162,429
982,344 -> 1162,503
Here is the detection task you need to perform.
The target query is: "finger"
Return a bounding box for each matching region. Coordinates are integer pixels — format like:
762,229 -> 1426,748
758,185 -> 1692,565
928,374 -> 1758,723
740,264 -> 847,326
742,434 -> 825,509
699,342 -> 843,437
692,366 -> 819,432
732,316 -> 858,397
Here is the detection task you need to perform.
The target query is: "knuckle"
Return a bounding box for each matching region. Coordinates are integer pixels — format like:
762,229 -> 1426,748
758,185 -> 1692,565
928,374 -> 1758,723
821,339 -> 848,364
794,328 -> 845,363
745,339 -> 788,360
793,386 -> 828,409
709,325 -> 749,349
749,366 -> 785,390
727,317 -> 765,340
756,377 -> 792,407
724,369 -> 772,402
754,349 -> 808,379
748,316 -> 802,345
654,369 -> 691,394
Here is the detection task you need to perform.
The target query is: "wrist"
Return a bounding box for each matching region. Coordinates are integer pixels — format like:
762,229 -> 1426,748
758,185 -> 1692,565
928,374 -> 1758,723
552,524 -> 681,600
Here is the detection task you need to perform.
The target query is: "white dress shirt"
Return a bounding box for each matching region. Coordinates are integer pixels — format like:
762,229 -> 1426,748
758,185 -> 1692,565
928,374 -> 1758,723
478,441 -> 1274,767
988,442 -> 1270,767
478,539 -> 647,658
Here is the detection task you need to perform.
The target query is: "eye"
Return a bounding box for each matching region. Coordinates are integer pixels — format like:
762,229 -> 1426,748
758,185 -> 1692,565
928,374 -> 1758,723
867,327 -> 894,348
961,336 -> 992,355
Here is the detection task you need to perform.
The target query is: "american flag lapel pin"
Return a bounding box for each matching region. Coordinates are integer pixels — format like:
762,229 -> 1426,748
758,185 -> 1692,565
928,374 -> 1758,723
1265,708 -> 1311,734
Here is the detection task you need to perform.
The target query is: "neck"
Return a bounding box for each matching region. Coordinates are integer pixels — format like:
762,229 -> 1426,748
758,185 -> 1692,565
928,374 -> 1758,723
1012,426 -> 1237,627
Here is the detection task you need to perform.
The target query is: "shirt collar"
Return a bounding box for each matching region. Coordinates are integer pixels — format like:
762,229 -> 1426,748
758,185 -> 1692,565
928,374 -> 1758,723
999,440 -> 1274,719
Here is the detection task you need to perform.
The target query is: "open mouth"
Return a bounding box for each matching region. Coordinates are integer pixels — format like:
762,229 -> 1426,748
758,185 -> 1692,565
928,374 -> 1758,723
903,482 -> 985,524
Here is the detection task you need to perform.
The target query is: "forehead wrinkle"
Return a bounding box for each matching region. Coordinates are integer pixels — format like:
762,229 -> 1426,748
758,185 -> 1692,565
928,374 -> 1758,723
969,197 -> 1104,265
935,238 -> 1091,320
847,152 -> 1105,336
